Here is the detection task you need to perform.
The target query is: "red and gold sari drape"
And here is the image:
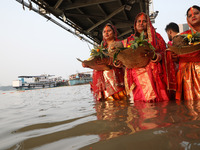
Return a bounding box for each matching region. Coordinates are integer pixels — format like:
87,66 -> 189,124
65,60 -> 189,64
176,29 -> 200,100
123,12 -> 169,102
92,24 -> 126,101
92,67 -> 125,101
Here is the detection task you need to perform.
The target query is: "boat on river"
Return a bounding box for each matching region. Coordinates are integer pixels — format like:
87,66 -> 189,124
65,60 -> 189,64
68,73 -> 92,86
12,74 -> 67,90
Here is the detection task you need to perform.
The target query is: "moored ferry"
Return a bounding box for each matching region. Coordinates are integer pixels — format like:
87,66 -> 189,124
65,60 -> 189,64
12,74 -> 67,90
68,73 -> 92,86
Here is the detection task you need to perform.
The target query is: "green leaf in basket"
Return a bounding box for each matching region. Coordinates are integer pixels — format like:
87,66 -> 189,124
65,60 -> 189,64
113,50 -> 120,62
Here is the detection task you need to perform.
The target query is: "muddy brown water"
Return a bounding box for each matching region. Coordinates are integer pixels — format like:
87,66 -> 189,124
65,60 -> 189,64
0,84 -> 200,150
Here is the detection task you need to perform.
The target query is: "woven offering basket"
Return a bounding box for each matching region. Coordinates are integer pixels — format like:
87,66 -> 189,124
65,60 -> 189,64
168,34 -> 200,55
168,44 -> 200,55
77,57 -> 111,71
108,41 -> 152,68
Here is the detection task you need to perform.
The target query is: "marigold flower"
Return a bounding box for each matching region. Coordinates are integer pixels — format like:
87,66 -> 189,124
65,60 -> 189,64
187,34 -> 193,40
96,49 -> 100,52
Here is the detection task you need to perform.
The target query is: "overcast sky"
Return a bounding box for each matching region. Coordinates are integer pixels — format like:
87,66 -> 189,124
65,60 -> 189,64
0,0 -> 199,86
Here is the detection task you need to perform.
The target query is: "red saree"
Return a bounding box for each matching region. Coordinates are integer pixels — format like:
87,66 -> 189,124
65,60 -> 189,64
92,24 -> 126,101
123,12 -> 169,102
176,29 -> 200,100
92,67 -> 125,101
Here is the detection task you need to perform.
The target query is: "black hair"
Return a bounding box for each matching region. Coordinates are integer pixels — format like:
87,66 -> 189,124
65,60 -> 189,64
186,5 -> 200,16
103,23 -> 115,33
165,22 -> 179,33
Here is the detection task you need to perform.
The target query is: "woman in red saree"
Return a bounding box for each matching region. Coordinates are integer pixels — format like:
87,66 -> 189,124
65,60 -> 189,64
123,12 -> 169,102
176,5 -> 200,100
83,23 -> 127,101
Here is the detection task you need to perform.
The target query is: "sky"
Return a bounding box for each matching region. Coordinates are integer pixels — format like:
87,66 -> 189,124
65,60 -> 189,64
0,0 -> 200,86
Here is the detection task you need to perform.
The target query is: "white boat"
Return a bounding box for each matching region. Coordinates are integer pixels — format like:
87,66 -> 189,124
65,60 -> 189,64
12,74 -> 64,89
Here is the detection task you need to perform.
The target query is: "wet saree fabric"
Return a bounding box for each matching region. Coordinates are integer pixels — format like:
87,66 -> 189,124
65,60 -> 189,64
123,12 -> 169,102
92,67 -> 125,101
91,24 -> 126,101
176,29 -> 200,100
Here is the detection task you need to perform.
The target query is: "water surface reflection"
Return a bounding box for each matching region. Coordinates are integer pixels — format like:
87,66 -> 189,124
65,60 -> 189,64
1,85 -> 200,150
82,99 -> 200,150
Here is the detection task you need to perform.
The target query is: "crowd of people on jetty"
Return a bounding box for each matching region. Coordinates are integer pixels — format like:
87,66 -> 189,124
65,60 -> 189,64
82,5 -> 200,102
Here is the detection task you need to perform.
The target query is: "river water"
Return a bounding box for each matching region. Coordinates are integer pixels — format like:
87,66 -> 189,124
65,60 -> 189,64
0,84 -> 200,150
